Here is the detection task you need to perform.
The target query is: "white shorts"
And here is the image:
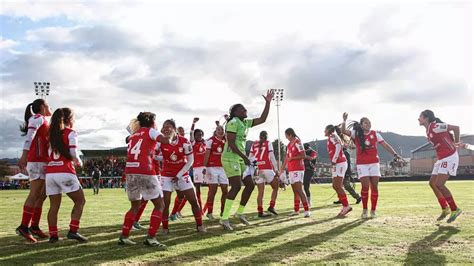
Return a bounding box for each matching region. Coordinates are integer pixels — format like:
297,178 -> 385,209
288,171 -> 304,184
254,170 -> 276,185
357,163 -> 381,178
206,167 -> 229,185
27,162 -> 47,181
332,162 -> 348,178
432,152 -> 459,176
45,173 -> 82,196
161,175 -> 195,192
193,167 -> 205,184
126,174 -> 163,201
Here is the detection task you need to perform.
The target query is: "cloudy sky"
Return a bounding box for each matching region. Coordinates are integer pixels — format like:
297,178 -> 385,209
1,0 -> 472,158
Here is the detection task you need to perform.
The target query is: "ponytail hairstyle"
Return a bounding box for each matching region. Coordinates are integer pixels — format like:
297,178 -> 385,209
285,128 -> 300,141
335,124 -> 350,145
20,99 -> 46,136
137,112 -> 156,128
227,104 -> 244,122
421,109 -> 444,123
259,130 -> 268,149
49,108 -> 74,160
325,124 -> 336,135
348,117 -> 370,152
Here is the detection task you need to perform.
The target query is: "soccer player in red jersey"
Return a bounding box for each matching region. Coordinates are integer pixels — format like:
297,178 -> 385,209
189,118 -> 206,214
16,99 -> 52,243
202,125 -> 228,220
279,128 -> 311,218
159,119 -> 205,233
245,131 -> 280,217
419,110 -> 462,222
118,112 -> 169,247
341,112 -> 401,219
45,108 -> 87,243
325,125 -> 352,217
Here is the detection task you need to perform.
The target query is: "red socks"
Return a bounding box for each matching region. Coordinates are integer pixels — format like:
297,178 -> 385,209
177,198 -> 188,213
302,201 -> 309,212
257,205 -> 263,214
194,213 -> 203,227
206,200 -> 214,215
162,216 -> 169,230
370,192 -> 378,211
31,207 -> 42,227
445,196 -> 458,211
121,211 -> 136,237
69,219 -> 80,233
135,200 -> 148,222
294,198 -> 300,212
171,196 -> 182,215
148,209 -> 162,237
21,205 -> 34,228
49,225 -> 58,238
438,197 -> 448,209
361,188 -> 369,209
269,200 -> 276,209
338,194 -> 349,207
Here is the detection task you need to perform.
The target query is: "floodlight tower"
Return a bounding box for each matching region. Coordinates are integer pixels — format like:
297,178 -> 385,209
272,88 -> 284,169
34,82 -> 51,99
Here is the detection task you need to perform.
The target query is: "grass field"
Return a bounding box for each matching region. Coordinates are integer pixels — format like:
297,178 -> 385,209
0,181 -> 473,265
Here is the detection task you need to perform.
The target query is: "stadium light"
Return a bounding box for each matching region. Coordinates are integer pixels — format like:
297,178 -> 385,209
34,82 -> 51,99
271,88 -> 284,169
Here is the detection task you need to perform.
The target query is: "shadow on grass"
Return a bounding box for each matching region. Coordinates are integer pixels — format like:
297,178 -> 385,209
154,216 -> 340,264
404,225 -> 460,265
229,219 -> 367,264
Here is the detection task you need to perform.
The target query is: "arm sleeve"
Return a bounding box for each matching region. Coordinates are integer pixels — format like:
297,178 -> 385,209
68,131 -> 83,165
433,123 -> 449,133
184,141 -> 193,156
205,139 -> 213,150
23,116 -> 43,150
333,145 -> 342,163
226,119 -> 239,133
149,128 -> 162,141
245,119 -> 254,128
350,129 -> 356,139
376,132 -> 385,143
177,153 -> 194,178
296,141 -> 304,152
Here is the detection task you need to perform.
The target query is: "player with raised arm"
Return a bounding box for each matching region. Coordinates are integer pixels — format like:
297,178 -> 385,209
419,110 -> 462,222
219,90 -> 274,230
279,128 -> 311,218
325,125 -> 352,217
202,124 -> 228,220
245,131 -> 280,217
118,112 -> 168,247
158,119 -> 205,234
16,99 -> 52,243
46,108 -> 87,243
341,112 -> 401,219
189,117 -> 206,213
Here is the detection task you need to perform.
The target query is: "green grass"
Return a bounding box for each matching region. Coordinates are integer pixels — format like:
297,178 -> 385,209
0,181 -> 473,265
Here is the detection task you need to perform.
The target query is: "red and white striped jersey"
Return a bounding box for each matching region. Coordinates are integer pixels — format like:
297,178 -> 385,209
24,114 -> 49,163
250,140 -> 274,170
327,133 -> 346,164
205,136 -> 225,167
351,130 -> 384,165
125,127 -> 162,175
46,128 -> 77,174
158,136 -> 193,177
286,138 -> 305,171
192,140 -> 206,168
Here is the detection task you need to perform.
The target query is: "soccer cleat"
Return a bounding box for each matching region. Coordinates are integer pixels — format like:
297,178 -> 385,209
447,208 -> 462,223
161,228 -> 170,235
67,231 -> 88,243
169,214 -> 178,221
49,236 -> 59,243
436,207 -> 451,221
118,236 -> 136,245
16,226 -> 37,243
206,213 -> 215,221
29,226 -> 48,239
304,211 -> 311,218
144,237 -> 166,248
235,214 -> 250,225
338,206 -> 353,217
355,198 -> 362,204
333,200 -> 342,205
221,220 -> 234,231
288,211 -> 300,217
370,210 -> 377,218
258,212 -> 272,218
176,212 -> 184,219
267,207 -> 278,215
132,222 -> 144,230
196,225 -> 207,233
361,209 -> 369,219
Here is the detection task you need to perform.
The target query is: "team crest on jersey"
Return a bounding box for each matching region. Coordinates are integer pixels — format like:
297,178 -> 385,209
199,147 -> 204,152
429,133 -> 434,138
179,147 -> 183,153
370,134 -> 374,139
217,146 -> 223,153
170,152 -> 177,161
365,140 -> 370,146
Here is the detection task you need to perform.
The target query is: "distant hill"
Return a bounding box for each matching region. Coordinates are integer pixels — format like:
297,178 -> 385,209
0,158 -> 19,166
246,132 -> 428,163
